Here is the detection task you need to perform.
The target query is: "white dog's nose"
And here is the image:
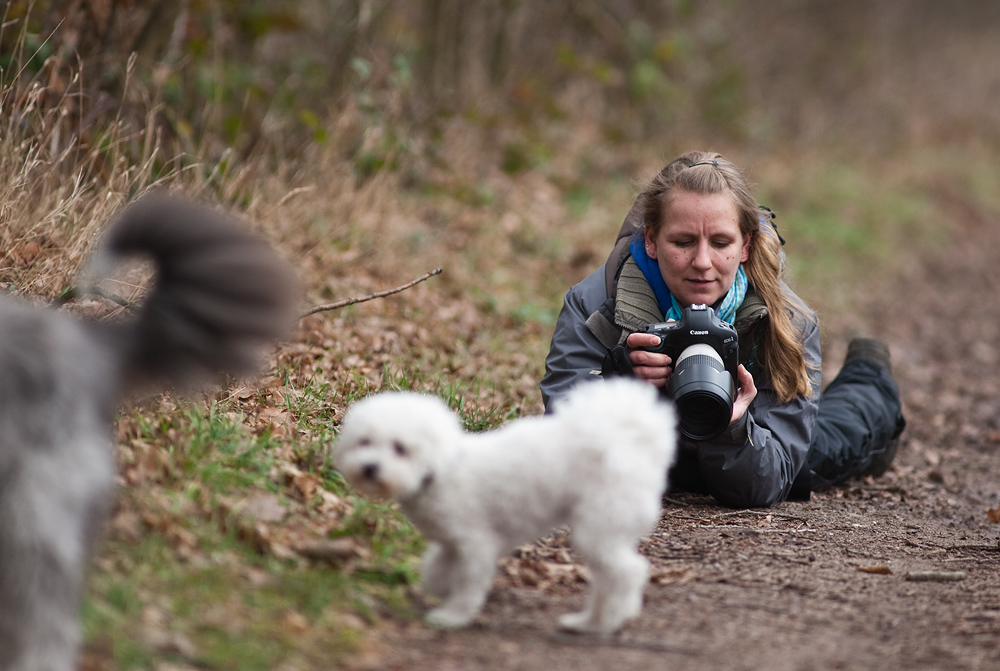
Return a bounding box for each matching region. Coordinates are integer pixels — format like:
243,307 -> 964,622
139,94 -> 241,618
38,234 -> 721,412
362,463 -> 379,481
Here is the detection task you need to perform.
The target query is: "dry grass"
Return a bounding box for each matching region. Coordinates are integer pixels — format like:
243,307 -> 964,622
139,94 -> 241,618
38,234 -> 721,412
0,48 -> 174,301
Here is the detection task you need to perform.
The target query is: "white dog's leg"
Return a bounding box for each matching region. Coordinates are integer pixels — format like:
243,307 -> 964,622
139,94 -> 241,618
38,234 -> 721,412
420,542 -> 458,599
561,541 -> 649,635
596,549 -> 649,631
425,542 -> 498,629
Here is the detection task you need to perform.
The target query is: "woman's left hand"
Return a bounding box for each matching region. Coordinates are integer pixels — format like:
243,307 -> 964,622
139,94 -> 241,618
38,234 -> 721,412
730,364 -> 757,425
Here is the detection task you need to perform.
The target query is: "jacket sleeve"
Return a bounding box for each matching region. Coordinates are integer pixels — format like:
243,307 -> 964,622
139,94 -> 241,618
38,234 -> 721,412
539,266 -> 611,411
694,313 -> 822,508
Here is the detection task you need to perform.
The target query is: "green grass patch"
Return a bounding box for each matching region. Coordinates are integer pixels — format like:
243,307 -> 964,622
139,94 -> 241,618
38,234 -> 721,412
84,535 -> 365,670
85,390 -> 438,668
130,404 -> 280,494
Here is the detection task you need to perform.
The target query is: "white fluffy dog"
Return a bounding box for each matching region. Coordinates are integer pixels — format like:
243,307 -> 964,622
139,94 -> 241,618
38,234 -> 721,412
335,378 -> 677,634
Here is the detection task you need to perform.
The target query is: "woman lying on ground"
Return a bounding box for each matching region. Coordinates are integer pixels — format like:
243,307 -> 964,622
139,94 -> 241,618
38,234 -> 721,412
540,151 -> 906,508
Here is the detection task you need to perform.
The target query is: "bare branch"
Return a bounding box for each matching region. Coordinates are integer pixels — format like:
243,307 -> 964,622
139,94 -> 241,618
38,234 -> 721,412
300,267 -> 443,319
56,267 -> 444,321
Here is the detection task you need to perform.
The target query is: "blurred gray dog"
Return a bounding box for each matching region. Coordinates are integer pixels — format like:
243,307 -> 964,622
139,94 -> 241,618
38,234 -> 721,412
0,194 -> 296,671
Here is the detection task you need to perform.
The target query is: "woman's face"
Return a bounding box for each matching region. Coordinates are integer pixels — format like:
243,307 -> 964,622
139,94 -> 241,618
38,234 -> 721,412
645,189 -> 751,309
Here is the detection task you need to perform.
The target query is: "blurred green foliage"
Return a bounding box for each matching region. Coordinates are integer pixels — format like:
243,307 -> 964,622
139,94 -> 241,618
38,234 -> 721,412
0,0 -> 755,175
5,0 -> 1000,185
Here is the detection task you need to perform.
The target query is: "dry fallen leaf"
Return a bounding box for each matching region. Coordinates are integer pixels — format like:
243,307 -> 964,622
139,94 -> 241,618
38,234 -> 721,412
987,505 -> 1000,524
235,494 -> 288,523
11,241 -> 41,264
280,463 -> 320,501
294,537 -> 366,563
858,565 -> 893,575
650,566 -> 698,585
282,610 -> 310,634
109,509 -> 143,542
755,514 -> 773,528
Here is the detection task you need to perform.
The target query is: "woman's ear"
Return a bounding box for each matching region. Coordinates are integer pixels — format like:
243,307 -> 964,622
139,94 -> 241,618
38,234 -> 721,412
740,233 -> 751,263
644,228 -> 658,259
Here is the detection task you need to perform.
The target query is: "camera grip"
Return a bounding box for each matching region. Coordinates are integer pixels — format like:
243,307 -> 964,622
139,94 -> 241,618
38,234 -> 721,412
601,343 -> 634,377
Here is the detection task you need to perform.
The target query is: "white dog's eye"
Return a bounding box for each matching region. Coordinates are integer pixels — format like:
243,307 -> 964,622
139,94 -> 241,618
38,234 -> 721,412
393,441 -> 407,456
358,438 -> 371,447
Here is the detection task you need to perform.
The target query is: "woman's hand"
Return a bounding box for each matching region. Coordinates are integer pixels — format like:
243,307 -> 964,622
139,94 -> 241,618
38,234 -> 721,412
626,332 -> 672,388
730,364 -> 757,425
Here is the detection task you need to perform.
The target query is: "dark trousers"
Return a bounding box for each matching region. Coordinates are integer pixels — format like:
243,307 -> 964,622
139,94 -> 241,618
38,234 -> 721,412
804,360 -> 906,490
667,360 -> 906,501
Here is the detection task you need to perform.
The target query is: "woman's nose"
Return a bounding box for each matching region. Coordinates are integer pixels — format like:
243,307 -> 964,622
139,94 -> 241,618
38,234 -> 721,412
692,241 -> 713,268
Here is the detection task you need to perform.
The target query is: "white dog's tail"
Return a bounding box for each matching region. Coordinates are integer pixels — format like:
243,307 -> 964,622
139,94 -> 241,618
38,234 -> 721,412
553,378 -> 678,473
91,193 -> 298,390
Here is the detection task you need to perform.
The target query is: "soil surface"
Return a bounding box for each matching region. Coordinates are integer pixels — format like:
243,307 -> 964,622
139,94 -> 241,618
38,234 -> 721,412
346,224 -> 1000,671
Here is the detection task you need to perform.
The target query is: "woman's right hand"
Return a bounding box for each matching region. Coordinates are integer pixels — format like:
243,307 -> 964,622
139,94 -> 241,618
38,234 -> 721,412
626,332 -> 673,388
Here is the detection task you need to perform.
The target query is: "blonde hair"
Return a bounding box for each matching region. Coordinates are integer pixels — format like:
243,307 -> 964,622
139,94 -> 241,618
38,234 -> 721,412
640,151 -> 813,401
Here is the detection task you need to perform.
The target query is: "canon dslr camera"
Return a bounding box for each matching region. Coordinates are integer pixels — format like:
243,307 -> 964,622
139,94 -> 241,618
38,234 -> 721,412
639,304 -> 739,441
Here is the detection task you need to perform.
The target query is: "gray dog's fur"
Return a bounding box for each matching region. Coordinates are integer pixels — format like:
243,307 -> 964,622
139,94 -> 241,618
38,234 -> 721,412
0,194 -> 296,671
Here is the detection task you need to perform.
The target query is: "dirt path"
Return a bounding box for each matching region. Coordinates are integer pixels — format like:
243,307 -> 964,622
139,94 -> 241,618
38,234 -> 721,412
347,224 -> 1000,671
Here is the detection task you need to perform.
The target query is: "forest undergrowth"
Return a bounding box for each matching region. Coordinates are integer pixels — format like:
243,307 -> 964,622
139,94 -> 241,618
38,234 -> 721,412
3,4 -> 1000,669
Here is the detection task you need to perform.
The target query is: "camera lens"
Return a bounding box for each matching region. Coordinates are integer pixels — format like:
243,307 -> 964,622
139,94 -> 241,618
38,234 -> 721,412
667,344 -> 735,441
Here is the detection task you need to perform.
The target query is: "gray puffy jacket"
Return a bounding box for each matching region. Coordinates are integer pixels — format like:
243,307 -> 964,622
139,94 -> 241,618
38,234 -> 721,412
540,204 -> 822,508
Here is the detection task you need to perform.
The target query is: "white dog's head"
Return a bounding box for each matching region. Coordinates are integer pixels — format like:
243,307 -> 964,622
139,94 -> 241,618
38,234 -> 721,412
334,392 -> 464,502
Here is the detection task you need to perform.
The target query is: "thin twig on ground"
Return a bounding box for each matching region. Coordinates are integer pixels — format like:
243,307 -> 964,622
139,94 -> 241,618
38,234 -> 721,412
547,632 -> 698,655
711,510 -> 809,523
300,267 -> 443,319
54,268 -> 444,321
855,485 -> 907,493
56,285 -> 139,312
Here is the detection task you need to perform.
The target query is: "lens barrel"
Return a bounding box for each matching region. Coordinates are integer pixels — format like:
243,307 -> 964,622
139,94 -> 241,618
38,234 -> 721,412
667,344 -> 735,441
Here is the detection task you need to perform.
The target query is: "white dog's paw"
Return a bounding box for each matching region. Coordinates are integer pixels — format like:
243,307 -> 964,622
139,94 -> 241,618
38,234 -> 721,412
426,606 -> 477,629
559,609 -> 629,635
558,610 -> 597,633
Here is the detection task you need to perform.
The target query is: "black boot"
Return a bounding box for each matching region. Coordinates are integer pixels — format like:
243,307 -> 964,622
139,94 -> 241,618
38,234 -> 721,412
844,337 -> 892,373
846,338 -> 904,477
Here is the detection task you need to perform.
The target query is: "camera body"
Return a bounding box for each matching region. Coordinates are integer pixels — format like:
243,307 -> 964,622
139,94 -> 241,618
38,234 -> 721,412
640,304 -> 739,441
